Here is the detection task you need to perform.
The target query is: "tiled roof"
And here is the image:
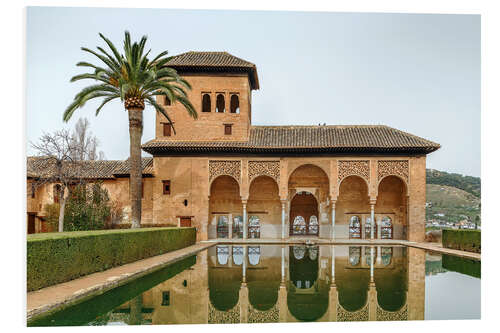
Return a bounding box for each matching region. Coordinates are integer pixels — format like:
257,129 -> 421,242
112,157 -> 154,175
142,125 -> 440,155
165,51 -> 260,90
27,157 -> 153,179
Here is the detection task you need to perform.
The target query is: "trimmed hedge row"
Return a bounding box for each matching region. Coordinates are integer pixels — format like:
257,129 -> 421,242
110,223 -> 176,229
27,227 -> 196,291
442,229 -> 481,253
442,254 -> 481,278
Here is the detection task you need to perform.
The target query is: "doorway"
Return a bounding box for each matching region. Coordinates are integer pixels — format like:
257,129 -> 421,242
289,192 -> 319,236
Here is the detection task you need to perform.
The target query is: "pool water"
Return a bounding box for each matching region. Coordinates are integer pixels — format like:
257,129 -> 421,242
28,245 -> 480,326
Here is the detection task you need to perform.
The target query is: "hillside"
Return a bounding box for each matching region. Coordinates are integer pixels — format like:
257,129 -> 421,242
426,169 -> 480,198
425,184 -> 480,224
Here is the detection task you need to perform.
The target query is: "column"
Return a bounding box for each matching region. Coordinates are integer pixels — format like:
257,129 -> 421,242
228,214 -> 233,239
376,245 -> 381,264
331,201 -> 336,240
370,203 -> 375,240
242,200 -> 248,239
281,246 -> 286,282
242,245 -> 247,283
370,246 -> 374,281
281,200 -> 287,239
331,245 -> 335,281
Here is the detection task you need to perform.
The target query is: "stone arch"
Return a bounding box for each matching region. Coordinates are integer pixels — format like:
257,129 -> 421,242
336,175 -> 370,239
374,264 -> 407,312
289,192 -> 319,236
247,255 -> 280,311
247,175 -> 281,239
209,175 -> 242,239
288,163 -> 330,185
375,176 -> 408,240
216,93 -> 225,113
377,174 -> 408,193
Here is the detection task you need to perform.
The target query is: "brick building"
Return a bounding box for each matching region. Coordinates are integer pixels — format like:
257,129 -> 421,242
27,51 -> 440,242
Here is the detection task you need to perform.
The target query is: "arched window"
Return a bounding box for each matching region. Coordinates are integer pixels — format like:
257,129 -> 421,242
381,247 -> 393,266
248,215 -> 260,238
293,216 -> 306,235
248,246 -> 261,266
349,216 -> 361,239
216,94 -> 225,113
349,247 -> 361,266
364,217 -> 377,239
202,94 -> 211,112
232,246 -> 244,266
217,215 -> 229,238
233,216 -> 243,239
293,246 -> 306,260
309,215 -> 319,235
230,94 -> 239,113
216,245 -> 229,265
381,216 -> 393,239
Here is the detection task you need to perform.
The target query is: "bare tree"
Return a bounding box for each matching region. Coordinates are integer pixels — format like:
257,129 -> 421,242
30,130 -> 84,232
71,118 -> 105,161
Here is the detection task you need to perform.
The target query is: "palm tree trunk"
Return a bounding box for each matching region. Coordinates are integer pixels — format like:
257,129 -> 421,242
128,107 -> 143,229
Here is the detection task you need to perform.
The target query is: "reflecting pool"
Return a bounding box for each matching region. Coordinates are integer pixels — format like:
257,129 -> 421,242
28,245 -> 480,326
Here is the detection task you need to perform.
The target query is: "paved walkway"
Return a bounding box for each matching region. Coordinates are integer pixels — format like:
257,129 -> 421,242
27,243 -> 212,322
27,238 -> 480,322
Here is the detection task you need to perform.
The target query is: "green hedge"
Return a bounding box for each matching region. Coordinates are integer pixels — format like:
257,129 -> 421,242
442,254 -> 481,278
27,227 -> 196,291
442,229 -> 481,253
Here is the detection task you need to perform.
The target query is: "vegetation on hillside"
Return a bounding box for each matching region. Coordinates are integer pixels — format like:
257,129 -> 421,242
426,184 -> 480,224
426,169 -> 480,198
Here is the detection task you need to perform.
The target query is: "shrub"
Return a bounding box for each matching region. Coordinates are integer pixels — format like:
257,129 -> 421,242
43,203 -> 60,231
442,229 -> 481,253
64,182 -> 111,231
27,227 -> 196,291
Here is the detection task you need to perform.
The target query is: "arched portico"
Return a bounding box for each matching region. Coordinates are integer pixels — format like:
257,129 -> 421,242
209,175 -> 242,239
247,175 -> 281,239
336,176 -> 371,239
375,175 -> 408,240
289,192 -> 319,236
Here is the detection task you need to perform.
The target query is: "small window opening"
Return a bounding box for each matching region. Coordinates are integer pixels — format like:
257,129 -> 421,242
230,94 -> 240,113
224,124 -> 232,135
202,93 -> 211,112
163,123 -> 172,137
31,183 -> 35,199
183,199 -> 188,206
216,94 -> 225,113
164,95 -> 171,106
163,180 -> 171,195
161,291 -> 170,306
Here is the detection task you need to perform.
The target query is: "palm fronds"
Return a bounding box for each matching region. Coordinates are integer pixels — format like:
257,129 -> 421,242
64,31 -> 197,126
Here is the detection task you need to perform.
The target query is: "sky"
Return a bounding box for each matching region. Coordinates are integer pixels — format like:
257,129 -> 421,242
26,7 -> 480,177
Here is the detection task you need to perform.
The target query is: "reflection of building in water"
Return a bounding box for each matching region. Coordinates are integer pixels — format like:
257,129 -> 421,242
116,245 -> 425,324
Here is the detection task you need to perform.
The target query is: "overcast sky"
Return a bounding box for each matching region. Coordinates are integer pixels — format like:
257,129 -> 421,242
26,7 -> 480,177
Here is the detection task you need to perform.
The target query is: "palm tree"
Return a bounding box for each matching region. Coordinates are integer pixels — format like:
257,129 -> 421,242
64,31 -> 197,228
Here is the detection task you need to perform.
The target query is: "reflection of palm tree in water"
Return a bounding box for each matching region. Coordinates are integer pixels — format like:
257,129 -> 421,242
128,295 -> 143,325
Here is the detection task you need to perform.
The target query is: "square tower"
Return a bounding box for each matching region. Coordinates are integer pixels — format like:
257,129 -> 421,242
155,51 -> 259,142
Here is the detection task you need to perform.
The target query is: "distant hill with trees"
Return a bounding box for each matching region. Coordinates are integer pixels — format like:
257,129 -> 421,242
426,169 -> 480,198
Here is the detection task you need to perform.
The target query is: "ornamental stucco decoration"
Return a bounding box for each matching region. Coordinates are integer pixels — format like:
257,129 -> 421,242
208,301 -> 240,324
248,304 -> 279,323
338,160 -> 370,183
336,303 -> 369,321
376,304 -> 408,321
248,161 -> 280,184
377,160 -> 409,183
209,160 -> 241,184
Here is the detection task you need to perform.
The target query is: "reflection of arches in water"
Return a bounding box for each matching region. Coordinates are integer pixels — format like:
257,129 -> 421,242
336,254 -> 370,311
290,246 -> 319,289
248,246 -> 261,266
349,247 -> 361,266
293,245 -> 306,260
374,246 -> 407,311
365,247 -> 377,266
381,247 -> 392,266
247,257 -> 281,311
309,247 -> 318,261
208,262 -> 241,311
216,245 -> 230,265
232,246 -> 243,266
